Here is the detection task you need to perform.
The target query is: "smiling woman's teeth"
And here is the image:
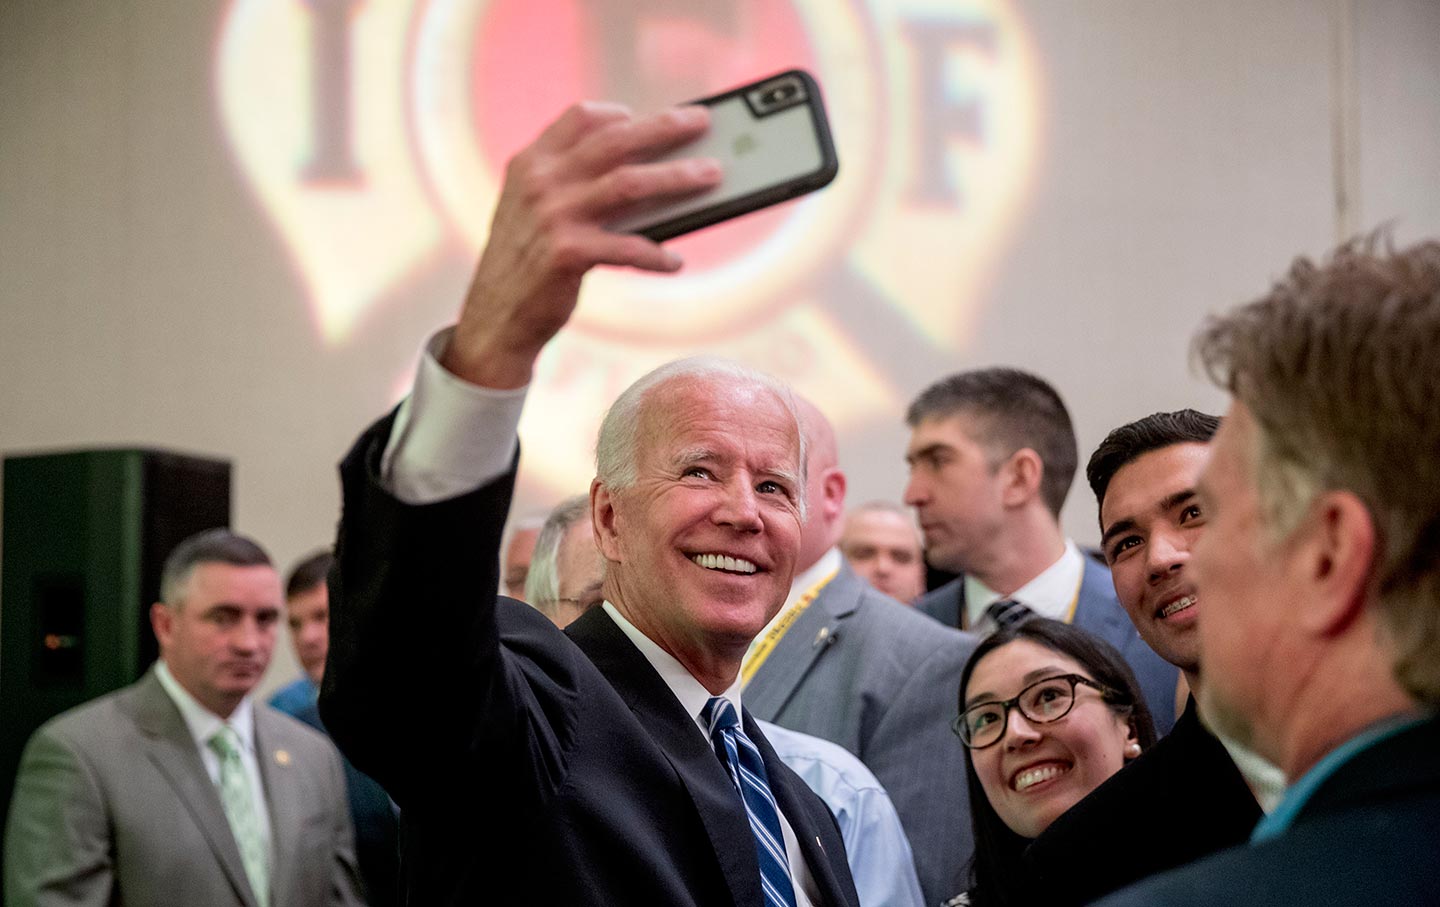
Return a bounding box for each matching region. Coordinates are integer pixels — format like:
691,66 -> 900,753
1013,764 -> 1069,791
692,554 -> 758,574
1161,595 -> 1197,618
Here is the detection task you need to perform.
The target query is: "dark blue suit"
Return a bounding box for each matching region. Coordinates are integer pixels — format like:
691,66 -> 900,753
321,416 -> 860,907
1091,713 -> 1440,906
916,556 -> 1179,734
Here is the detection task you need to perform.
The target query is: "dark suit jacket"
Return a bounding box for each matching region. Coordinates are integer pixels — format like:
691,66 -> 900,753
916,557 -> 1180,734
1023,698 -> 1262,905
745,561 -> 978,905
1091,712 -> 1440,907
320,416 -> 860,907
4,670 -> 363,907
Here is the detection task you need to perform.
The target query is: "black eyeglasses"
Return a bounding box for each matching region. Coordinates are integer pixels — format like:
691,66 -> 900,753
952,673 -> 1123,749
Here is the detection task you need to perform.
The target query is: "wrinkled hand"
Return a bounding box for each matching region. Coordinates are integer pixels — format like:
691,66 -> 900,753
443,102 -> 720,389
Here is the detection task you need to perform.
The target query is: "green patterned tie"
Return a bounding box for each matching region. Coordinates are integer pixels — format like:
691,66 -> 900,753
208,726 -> 270,907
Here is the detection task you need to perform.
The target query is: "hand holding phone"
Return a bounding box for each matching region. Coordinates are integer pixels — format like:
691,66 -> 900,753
606,70 -> 840,242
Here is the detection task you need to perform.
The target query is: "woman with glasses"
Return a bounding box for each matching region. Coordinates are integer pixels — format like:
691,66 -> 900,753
944,618 -> 1157,907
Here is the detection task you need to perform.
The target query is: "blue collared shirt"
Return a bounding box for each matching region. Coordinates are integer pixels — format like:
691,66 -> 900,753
1251,713 -> 1427,844
760,720 -> 926,907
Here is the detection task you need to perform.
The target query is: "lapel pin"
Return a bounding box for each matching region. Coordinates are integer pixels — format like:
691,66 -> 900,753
274,749 -> 291,766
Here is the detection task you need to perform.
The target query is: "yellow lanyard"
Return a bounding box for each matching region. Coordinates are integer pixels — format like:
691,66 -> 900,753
740,569 -> 838,684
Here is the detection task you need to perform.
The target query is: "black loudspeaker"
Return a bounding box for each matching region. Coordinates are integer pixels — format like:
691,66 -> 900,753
0,448 -> 231,834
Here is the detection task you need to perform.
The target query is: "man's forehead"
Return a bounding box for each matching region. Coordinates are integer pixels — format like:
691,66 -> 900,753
909,411 -> 985,449
1102,443 -> 1211,525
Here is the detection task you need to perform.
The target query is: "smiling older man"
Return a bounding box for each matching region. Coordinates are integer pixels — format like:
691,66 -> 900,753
319,101 -> 858,907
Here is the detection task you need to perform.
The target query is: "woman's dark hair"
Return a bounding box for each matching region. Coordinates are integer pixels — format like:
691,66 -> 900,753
956,618 -> 1158,907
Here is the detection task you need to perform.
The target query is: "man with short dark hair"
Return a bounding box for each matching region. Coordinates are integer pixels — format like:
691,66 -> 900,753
1021,410 -> 1269,905
270,549 -> 399,907
5,530 -> 363,907
270,550 -> 333,715
1096,238 -> 1440,906
904,367 -> 1180,732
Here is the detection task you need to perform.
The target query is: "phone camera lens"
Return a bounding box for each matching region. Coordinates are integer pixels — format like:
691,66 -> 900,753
761,83 -> 798,106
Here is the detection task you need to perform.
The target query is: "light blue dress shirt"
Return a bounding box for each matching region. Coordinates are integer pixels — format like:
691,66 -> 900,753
760,720 -> 926,907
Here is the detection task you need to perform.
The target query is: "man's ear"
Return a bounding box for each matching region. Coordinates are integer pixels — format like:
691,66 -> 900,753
150,602 -> 173,651
591,479 -> 623,562
1000,448 -> 1044,508
822,468 -> 847,523
1293,489 -> 1376,638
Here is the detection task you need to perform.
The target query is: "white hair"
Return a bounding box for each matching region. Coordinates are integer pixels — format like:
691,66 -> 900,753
594,356 -> 808,517
523,494 -> 592,616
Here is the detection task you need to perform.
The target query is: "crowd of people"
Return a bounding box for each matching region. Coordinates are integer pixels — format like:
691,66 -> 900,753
4,100 -> 1438,907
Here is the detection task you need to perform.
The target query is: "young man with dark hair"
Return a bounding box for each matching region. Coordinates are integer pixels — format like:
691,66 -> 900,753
1097,238 -> 1440,906
904,367 -> 1180,733
1022,410 -> 1272,905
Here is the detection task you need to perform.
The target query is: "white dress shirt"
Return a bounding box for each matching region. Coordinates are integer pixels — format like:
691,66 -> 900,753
154,660 -> 273,856
963,539 -> 1086,632
382,329 -> 824,903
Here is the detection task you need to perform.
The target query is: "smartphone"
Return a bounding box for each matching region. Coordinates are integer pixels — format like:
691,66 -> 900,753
607,69 -> 839,242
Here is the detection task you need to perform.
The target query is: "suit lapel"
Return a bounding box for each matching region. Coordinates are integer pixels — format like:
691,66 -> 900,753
567,609 -> 761,907
255,709 -> 295,907
129,671 -> 260,907
744,571 -> 852,721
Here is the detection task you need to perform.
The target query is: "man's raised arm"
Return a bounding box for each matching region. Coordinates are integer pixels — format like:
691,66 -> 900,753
318,101 -> 720,800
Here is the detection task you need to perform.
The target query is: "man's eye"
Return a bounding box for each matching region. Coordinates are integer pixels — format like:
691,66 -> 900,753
1109,536 -> 1141,560
757,480 -> 787,495
683,467 -> 712,479
1180,504 -> 1204,523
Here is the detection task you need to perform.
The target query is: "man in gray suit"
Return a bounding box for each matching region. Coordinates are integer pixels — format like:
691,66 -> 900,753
904,367 -> 1181,734
743,396 -> 978,906
4,529 -> 365,907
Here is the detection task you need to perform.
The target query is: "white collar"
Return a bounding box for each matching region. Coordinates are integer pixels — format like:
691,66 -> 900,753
601,602 -> 743,738
964,539 -> 1085,628
154,660 -> 257,755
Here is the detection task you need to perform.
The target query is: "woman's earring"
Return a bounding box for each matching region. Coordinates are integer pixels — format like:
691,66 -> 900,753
1125,742 -> 1142,759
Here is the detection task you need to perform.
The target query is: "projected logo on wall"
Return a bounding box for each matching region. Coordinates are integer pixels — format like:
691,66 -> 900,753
217,0 -> 1039,497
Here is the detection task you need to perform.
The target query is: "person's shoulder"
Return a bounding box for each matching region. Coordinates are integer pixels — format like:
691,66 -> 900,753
849,577 -> 970,647
32,682 -> 141,748
256,702 -> 341,759
759,720 -> 882,793
268,677 -> 316,716
915,576 -> 963,612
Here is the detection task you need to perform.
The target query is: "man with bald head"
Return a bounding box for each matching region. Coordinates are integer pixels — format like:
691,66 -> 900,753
838,501 -> 926,604
321,100 -> 859,906
743,396 -> 978,905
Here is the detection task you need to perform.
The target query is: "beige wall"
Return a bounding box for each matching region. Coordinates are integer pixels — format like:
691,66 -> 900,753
3,0 -> 1438,696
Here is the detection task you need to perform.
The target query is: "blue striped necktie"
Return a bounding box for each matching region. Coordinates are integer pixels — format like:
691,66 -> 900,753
701,696 -> 799,907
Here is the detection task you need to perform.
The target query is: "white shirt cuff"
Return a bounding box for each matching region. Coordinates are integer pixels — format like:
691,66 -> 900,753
381,327 -> 527,504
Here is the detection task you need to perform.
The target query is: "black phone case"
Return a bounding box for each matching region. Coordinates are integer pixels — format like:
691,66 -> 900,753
639,69 -> 840,243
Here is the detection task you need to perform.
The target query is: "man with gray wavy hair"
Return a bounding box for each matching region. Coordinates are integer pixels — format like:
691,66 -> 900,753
523,494 -> 605,627
1096,236 -> 1440,907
